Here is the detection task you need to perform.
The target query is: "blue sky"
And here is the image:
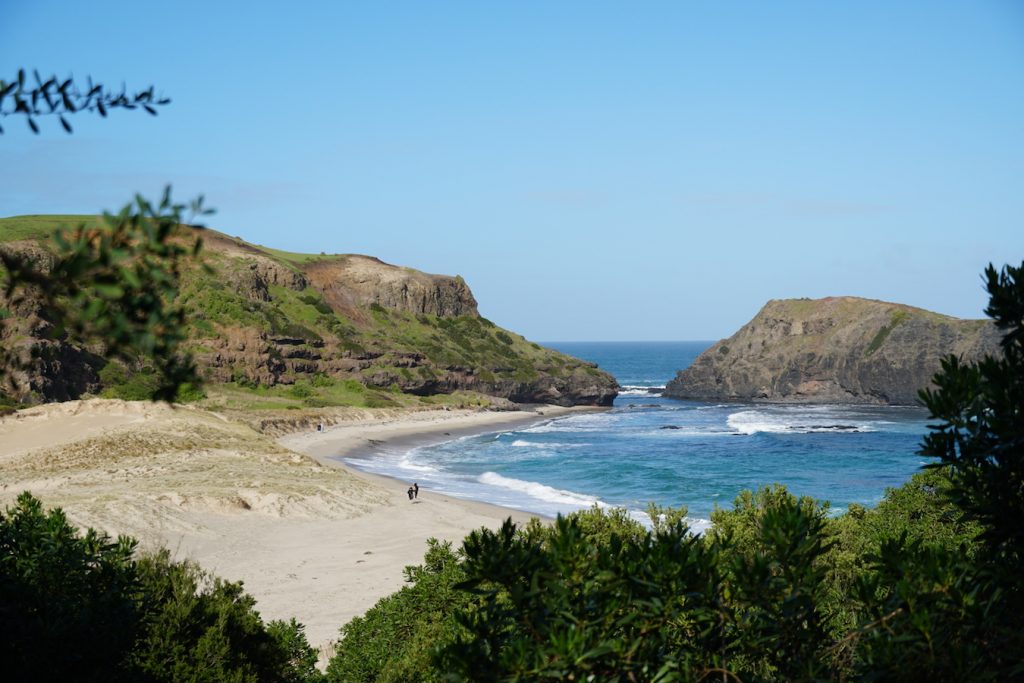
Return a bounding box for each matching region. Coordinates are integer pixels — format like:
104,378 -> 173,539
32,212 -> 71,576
2,1 -> 1022,340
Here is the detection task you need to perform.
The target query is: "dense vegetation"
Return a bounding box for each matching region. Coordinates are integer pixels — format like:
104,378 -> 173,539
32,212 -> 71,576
0,492 -> 322,683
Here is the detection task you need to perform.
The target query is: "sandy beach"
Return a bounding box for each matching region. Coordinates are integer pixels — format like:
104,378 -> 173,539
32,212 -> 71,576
0,399 -> 587,661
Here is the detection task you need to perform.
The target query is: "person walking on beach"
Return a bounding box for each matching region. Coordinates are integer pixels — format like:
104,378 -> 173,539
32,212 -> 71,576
413,483 -> 419,499
407,486 -> 415,501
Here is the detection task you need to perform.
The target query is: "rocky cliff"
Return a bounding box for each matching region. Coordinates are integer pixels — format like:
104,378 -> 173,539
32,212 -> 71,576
1,217 -> 617,407
664,297 -> 1001,405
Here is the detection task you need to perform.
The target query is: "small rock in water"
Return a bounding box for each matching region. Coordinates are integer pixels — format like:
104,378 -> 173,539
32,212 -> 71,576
660,425 -> 681,430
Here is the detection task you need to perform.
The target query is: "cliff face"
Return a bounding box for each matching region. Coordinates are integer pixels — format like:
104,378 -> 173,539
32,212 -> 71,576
664,297 -> 1001,405
1,219 -> 617,407
305,256 -> 478,319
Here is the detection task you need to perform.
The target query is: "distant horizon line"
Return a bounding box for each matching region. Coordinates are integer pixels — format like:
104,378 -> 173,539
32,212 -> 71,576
540,339 -> 718,344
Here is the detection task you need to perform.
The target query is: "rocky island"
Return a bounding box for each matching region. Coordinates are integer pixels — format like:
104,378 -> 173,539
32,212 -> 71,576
664,296 -> 1001,405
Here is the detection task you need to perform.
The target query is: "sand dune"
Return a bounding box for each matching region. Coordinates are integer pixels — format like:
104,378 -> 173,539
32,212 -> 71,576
0,399 -> 575,661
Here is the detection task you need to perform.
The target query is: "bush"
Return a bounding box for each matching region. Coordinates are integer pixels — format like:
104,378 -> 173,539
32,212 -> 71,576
0,493 -> 323,683
327,540 -> 469,683
0,493 -> 142,682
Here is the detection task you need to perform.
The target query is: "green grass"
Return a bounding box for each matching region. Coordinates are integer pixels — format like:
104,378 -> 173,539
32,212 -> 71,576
0,215 -> 102,243
204,379 -> 498,411
865,310 -> 911,357
254,245 -> 334,266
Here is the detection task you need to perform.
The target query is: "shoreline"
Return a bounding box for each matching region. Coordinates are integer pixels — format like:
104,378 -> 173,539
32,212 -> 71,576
278,405 -> 594,521
0,400 -> 601,666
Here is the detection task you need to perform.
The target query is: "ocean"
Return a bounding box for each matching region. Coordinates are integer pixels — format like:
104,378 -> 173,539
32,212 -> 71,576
344,341 -> 932,529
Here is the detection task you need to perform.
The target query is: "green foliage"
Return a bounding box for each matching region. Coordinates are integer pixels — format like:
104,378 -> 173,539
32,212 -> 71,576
289,381 -> 314,399
865,325 -> 892,357
0,493 -> 323,683
865,309 -> 910,356
919,262 -> 1024,560
298,292 -> 334,316
133,550 -> 323,683
0,492 -> 142,682
860,260 -> 1024,679
100,367 -> 162,400
1,188 -> 210,400
436,498 -> 836,682
0,70 -> 170,135
0,214 -> 103,243
327,540 -> 470,683
99,361 -> 200,401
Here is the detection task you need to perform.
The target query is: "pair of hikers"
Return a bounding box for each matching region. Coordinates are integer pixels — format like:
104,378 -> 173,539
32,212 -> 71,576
406,483 -> 419,501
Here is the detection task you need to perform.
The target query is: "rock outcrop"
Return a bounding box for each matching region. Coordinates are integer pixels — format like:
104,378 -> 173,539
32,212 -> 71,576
304,256 -> 478,319
1,220 -> 617,407
664,297 -> 1002,405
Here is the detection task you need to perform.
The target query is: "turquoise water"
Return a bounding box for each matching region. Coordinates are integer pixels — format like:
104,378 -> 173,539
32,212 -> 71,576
344,342 -> 932,527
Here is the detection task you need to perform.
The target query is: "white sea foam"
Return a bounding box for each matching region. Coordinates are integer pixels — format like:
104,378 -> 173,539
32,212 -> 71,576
478,472 -> 603,508
618,385 -> 666,396
726,409 -> 875,435
396,456 -> 439,473
634,510 -> 713,535
509,439 -> 583,449
687,517 -> 713,535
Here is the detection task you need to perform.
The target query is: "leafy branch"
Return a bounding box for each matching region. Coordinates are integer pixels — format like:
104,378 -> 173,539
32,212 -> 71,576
0,69 -> 170,134
0,187 -> 212,401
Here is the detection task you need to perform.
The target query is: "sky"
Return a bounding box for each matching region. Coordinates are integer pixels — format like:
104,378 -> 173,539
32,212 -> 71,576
2,1 -> 1022,341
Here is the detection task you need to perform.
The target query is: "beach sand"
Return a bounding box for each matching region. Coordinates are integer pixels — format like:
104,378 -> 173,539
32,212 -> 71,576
0,399 -> 585,661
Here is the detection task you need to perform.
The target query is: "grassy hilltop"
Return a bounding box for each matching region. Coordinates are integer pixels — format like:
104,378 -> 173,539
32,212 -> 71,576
0,215 -> 617,409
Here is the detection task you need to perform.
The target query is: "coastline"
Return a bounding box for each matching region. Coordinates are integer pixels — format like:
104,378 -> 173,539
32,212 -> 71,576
202,405 -> 599,659
0,400 -> 593,664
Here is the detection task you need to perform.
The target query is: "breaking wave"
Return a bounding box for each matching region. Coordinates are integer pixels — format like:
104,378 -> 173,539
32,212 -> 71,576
478,472 -> 604,508
726,410 -> 875,435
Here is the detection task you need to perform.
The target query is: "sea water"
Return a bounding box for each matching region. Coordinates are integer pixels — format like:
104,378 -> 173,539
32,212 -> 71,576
344,342 -> 932,528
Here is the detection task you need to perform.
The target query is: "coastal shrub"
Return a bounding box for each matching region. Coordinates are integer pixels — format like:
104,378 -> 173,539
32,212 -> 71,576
0,493 -> 323,683
132,549 -> 323,683
0,492 -> 143,682
327,540 -> 470,683
298,292 -> 334,316
99,366 -> 161,401
437,496 -> 840,682
311,373 -> 334,388
289,382 -> 314,399
327,508 -> 654,682
864,324 -> 892,356
850,261 -> 1024,679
